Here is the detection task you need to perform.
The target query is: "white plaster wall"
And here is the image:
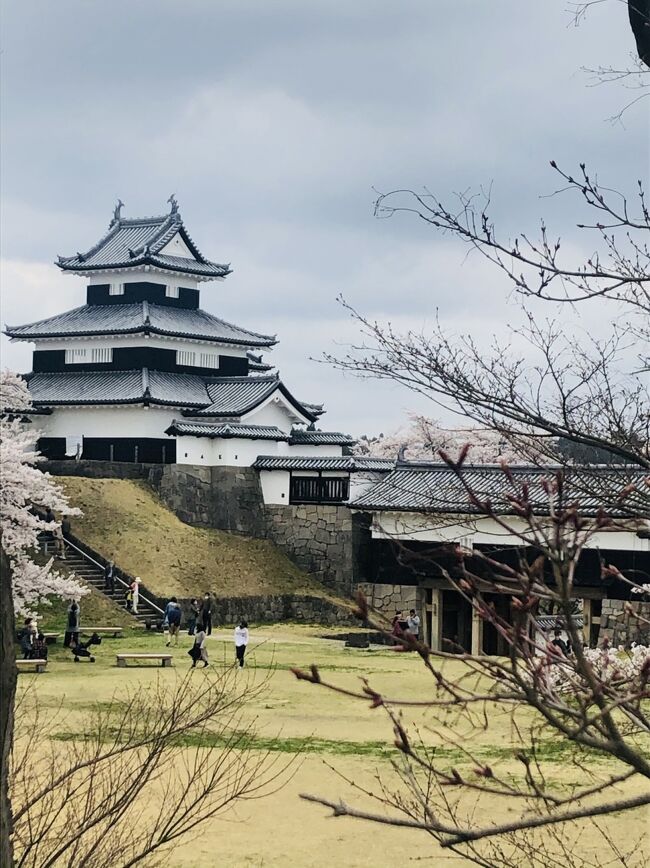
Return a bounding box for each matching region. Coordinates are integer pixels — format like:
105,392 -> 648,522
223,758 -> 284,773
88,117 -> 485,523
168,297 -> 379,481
30,334 -> 249,356
33,406 -> 176,439
260,471 -> 290,504
286,444 -> 344,457
158,234 -> 195,259
177,437 -> 281,467
370,511 -> 650,553
88,270 -> 199,290
245,399 -> 299,432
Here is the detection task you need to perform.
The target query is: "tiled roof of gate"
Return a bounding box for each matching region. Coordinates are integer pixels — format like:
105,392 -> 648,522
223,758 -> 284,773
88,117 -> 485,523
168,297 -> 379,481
56,205 -> 231,279
5,302 -> 277,347
165,421 -> 288,440
288,430 -> 355,446
27,369 -> 211,407
192,376 -> 320,422
253,456 -> 395,471
350,462 -> 650,518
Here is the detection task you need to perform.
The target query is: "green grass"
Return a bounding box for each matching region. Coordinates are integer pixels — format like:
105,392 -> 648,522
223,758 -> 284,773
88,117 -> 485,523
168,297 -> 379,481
57,477 -> 322,599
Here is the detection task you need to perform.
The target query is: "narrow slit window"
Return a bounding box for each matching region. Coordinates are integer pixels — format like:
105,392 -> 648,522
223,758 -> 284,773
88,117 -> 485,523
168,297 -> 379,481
91,347 -> 112,363
177,350 -> 196,367
199,352 -> 218,369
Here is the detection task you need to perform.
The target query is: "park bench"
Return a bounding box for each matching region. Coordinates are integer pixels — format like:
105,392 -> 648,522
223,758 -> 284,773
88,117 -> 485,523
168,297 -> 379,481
43,632 -> 60,644
116,653 -> 173,668
82,627 -> 124,639
16,658 -> 48,674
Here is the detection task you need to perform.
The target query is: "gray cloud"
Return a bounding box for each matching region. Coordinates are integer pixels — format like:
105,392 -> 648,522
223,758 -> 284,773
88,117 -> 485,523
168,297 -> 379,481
1,0 -> 647,435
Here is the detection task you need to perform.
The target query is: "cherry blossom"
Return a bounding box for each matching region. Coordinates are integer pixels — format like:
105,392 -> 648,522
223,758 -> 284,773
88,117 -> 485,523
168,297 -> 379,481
1,371 -> 86,614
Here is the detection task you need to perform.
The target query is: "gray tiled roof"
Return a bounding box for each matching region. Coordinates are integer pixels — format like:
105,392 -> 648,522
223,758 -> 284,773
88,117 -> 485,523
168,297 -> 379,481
253,456 -> 395,471
165,421 -> 288,440
289,429 -> 355,446
247,351 -> 273,372
27,369 -> 211,407
57,207 -> 231,279
5,302 -> 276,347
350,462 -> 650,518
192,376 -> 321,422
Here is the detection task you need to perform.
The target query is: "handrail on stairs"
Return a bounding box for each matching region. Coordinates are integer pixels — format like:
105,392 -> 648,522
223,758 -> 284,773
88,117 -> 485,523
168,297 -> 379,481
45,535 -> 165,616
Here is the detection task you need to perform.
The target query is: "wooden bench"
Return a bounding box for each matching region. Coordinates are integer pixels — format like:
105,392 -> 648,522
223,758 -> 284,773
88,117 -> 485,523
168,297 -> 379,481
116,653 -> 172,668
43,632 -> 60,644
82,627 -> 124,639
17,658 -> 48,674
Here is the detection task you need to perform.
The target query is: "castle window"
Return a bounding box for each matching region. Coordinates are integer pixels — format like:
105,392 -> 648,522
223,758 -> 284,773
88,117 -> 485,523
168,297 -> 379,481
109,283 -> 125,295
165,285 -> 180,298
177,350 -> 196,367
65,348 -> 87,364
199,352 -> 218,369
91,347 -> 112,364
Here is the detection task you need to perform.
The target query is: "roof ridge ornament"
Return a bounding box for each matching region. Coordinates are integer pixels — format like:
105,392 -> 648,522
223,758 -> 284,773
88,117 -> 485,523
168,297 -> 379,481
110,199 -> 124,228
167,194 -> 179,215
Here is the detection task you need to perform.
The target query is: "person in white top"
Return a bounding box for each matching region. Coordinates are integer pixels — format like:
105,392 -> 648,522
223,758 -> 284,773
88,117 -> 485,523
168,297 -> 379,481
407,609 -> 420,639
234,620 -> 249,668
131,577 -> 141,614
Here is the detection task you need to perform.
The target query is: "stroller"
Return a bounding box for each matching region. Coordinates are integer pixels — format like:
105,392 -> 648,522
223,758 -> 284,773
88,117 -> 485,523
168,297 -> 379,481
70,632 -> 102,663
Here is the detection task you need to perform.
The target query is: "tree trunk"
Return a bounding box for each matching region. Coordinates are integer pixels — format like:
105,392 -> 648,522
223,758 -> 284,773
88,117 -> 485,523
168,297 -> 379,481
628,1 -> 650,68
0,545 -> 16,868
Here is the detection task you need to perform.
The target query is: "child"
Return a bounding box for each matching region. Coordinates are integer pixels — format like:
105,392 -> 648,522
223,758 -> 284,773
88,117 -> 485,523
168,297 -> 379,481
31,632 -> 48,660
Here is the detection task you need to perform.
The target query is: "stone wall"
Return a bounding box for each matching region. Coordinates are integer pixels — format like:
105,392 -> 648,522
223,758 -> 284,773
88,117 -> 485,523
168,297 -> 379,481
598,600 -> 650,646
43,459 -> 162,480
152,464 -> 266,537
356,582 -> 419,619
264,505 -> 370,594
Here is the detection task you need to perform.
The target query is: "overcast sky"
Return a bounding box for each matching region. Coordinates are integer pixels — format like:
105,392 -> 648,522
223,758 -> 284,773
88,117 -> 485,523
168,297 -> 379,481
1,0 -> 647,436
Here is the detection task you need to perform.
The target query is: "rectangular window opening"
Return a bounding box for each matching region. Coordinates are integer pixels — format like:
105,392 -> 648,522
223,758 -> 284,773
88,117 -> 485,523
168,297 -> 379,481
165,285 -> 180,298
109,283 -> 125,296
177,349 -> 196,367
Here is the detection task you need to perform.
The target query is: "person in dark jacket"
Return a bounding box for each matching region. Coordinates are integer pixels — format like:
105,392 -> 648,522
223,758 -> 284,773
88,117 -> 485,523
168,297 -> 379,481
64,601 -> 80,648
164,597 -> 182,647
61,516 -> 72,537
20,619 -> 35,659
31,633 -> 48,661
187,599 -> 199,636
200,593 -> 213,635
104,560 -> 115,594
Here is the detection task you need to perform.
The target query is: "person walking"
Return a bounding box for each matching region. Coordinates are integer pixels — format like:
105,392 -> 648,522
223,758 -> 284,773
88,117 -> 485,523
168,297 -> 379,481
131,577 -> 141,615
104,560 -> 115,595
190,623 -> 209,668
234,619 -> 249,668
61,515 -> 72,538
53,525 -> 66,560
64,601 -> 80,648
187,599 -> 199,636
164,597 -> 182,647
407,609 -> 421,639
200,592 -> 213,635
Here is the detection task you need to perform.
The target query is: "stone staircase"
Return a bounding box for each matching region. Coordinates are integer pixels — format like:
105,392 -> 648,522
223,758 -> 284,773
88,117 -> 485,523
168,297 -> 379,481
40,534 -> 164,626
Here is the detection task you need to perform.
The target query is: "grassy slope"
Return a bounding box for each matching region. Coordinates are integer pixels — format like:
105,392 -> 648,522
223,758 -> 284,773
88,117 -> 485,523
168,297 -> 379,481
57,477 -> 316,599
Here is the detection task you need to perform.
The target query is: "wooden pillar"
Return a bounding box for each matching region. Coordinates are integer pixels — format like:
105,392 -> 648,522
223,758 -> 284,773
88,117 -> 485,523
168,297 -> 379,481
582,599 -> 593,648
471,606 -> 484,656
429,588 -> 443,652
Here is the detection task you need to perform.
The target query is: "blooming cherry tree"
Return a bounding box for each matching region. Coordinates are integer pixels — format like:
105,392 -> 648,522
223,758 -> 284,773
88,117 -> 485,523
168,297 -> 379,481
0,370 -> 85,614
356,412 -> 539,463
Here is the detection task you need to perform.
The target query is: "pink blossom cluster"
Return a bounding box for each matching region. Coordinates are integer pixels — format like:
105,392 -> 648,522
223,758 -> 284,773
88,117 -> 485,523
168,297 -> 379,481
1,371 -> 87,614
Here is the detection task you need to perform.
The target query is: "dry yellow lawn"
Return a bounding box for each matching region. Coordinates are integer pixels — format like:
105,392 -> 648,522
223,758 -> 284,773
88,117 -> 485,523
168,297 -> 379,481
57,477 -> 317,597
17,625 -> 650,867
